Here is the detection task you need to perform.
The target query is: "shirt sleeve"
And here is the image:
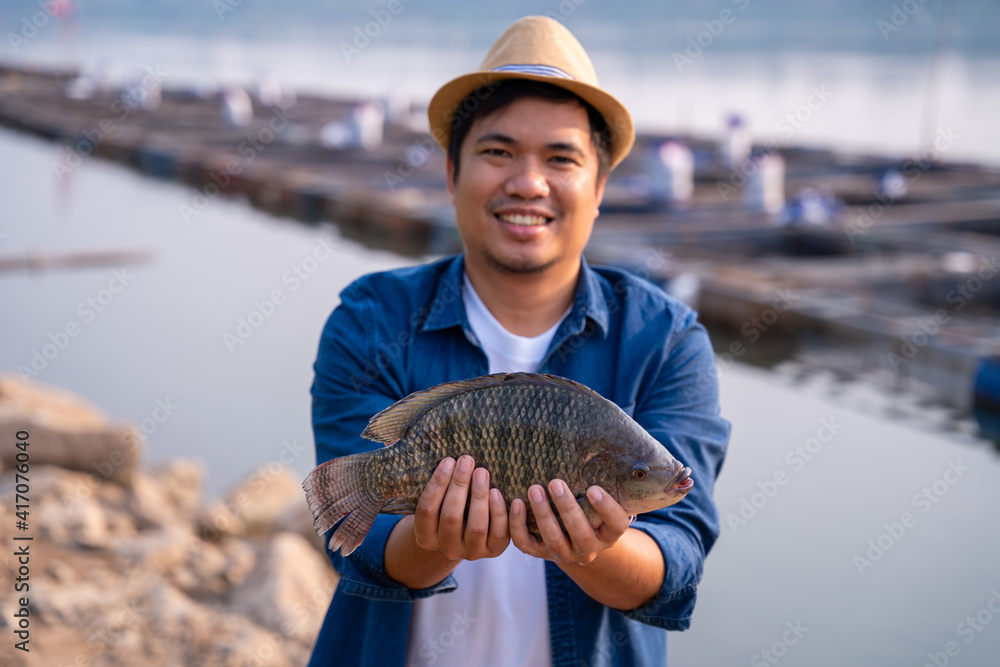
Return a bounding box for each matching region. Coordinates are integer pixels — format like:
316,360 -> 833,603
623,307 -> 731,630
310,281 -> 458,601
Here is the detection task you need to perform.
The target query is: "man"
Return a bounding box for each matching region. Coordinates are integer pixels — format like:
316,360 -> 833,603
308,16 -> 730,667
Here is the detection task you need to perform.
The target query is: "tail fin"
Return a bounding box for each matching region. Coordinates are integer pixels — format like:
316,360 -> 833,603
303,451 -> 381,557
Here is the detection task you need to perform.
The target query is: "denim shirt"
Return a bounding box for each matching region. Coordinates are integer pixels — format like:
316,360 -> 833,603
307,254 -> 730,667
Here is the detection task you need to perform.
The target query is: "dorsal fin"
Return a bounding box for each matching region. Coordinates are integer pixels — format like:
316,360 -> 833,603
361,372 -> 606,443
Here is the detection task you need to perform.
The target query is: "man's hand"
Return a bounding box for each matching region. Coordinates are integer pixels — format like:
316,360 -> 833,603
414,455 -> 511,560
510,478 -> 664,611
509,479 -> 630,565
385,455 -> 509,589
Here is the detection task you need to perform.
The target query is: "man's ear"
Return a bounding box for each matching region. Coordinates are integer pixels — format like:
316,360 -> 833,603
445,154 -> 456,202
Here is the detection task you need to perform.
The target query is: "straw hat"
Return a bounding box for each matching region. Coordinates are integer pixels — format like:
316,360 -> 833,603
427,16 -> 635,169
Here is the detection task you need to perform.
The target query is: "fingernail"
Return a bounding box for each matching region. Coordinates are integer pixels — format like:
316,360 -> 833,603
550,480 -> 565,497
442,458 -> 455,473
474,468 -> 487,485
589,486 -> 604,502
459,455 -> 473,472
490,488 -> 502,503
512,499 -> 522,515
529,486 -> 545,504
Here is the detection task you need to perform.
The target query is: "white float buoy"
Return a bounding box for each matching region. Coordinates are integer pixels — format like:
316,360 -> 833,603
221,86 -> 253,128
352,102 -> 385,150
745,152 -> 785,216
651,141 -> 694,207
721,113 -> 751,170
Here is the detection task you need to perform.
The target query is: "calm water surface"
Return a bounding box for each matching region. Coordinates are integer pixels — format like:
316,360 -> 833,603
2,123 -> 999,665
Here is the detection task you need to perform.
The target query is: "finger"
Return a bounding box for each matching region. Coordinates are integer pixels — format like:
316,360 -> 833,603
486,487 -> 510,555
463,467 -> 491,555
413,457 -> 455,548
586,486 -> 631,540
526,484 -> 571,559
548,479 -> 600,556
437,455 -> 475,554
509,497 -> 544,558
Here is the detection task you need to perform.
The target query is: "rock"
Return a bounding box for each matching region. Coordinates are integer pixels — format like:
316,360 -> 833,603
274,493 -> 326,552
230,532 -> 337,644
150,458 -> 205,516
200,464 -> 303,538
0,378 -> 335,667
140,582 -> 298,667
122,461 -> 201,532
113,523 -> 193,573
30,466 -> 134,549
0,374 -> 108,429
0,375 -> 142,486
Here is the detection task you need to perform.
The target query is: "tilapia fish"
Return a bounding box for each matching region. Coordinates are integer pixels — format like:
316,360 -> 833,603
303,372 -> 693,556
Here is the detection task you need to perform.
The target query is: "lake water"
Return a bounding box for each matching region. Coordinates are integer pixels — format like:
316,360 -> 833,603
4,11 -> 1000,663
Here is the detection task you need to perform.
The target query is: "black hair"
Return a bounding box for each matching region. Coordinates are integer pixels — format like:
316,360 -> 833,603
446,79 -> 611,189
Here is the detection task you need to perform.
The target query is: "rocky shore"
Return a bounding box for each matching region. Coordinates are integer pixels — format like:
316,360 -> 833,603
0,377 -> 336,666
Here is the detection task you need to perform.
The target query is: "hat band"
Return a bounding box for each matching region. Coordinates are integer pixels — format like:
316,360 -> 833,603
491,64 -> 575,80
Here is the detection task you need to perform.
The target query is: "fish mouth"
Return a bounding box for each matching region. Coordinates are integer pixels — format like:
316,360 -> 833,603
669,467 -> 693,493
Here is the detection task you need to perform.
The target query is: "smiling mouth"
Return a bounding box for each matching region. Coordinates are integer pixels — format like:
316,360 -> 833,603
495,213 -> 553,227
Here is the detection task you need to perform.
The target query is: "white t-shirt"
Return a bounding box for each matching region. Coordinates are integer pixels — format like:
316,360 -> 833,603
404,275 -> 570,667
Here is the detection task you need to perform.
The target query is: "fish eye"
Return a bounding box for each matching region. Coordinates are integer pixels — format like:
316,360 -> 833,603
632,461 -> 649,479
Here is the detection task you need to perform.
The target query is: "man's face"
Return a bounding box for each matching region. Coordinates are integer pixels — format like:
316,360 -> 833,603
446,95 -> 607,276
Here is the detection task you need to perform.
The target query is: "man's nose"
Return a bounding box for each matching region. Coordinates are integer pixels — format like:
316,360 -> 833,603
504,157 -> 550,199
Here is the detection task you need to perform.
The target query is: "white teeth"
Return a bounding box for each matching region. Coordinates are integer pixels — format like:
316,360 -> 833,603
497,213 -> 547,226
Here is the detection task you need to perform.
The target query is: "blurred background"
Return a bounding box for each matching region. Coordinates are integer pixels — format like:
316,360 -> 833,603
1,1 -> 999,666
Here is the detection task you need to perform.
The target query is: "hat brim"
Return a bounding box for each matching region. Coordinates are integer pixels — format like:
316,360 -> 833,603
427,70 -> 635,170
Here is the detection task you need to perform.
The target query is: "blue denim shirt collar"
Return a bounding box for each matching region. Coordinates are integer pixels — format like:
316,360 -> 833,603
419,254 -> 610,345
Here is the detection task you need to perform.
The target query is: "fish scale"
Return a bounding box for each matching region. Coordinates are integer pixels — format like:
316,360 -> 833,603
303,372 -> 693,556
